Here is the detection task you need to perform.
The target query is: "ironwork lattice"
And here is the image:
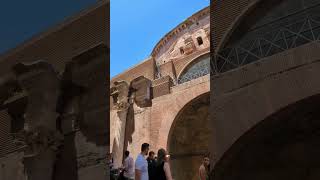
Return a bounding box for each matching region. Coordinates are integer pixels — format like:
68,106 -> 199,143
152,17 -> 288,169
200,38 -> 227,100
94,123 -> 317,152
178,55 -> 210,84
211,16 -> 320,75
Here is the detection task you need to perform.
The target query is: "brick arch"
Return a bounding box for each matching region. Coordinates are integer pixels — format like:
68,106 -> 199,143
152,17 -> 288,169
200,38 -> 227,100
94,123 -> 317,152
211,93 -> 320,179
165,91 -> 210,180
212,0 -> 264,53
150,77 -> 210,152
216,0 -> 264,53
166,92 -> 210,151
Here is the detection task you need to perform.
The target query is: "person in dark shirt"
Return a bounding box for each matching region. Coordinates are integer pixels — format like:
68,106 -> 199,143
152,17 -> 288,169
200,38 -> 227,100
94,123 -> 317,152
154,148 -> 173,180
146,151 -> 157,180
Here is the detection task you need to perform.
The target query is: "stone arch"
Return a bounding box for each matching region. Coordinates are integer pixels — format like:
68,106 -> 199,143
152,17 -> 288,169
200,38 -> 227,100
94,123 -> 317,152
166,92 -> 210,180
167,92 -> 210,150
177,53 -> 210,84
211,93 -> 320,180
147,76 -> 209,156
215,0 -> 263,53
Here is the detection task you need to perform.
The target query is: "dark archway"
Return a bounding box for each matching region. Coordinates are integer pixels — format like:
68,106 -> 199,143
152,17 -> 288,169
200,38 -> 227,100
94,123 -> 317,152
211,94 -> 320,180
168,92 -> 210,180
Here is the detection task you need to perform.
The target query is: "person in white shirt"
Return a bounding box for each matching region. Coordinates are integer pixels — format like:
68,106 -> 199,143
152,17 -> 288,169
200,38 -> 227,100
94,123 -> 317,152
122,150 -> 135,180
135,143 -> 150,180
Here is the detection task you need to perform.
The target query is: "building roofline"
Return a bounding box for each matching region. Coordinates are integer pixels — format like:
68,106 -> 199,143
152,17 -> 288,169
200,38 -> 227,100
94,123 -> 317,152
150,6 -> 209,58
0,0 -> 108,61
111,56 -> 153,81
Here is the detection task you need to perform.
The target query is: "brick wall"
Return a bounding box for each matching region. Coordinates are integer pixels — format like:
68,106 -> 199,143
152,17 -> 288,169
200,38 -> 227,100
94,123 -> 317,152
111,58 -> 155,84
211,0 -> 256,50
0,1 -> 108,75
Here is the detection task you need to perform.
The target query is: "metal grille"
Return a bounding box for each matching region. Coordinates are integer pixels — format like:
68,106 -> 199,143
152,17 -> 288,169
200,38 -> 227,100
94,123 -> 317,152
211,16 -> 320,75
178,55 -> 210,84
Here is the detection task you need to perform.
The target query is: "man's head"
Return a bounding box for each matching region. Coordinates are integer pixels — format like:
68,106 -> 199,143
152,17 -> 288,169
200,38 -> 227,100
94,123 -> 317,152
203,155 -> 210,166
148,151 -> 155,159
141,143 -> 150,155
125,150 -> 130,158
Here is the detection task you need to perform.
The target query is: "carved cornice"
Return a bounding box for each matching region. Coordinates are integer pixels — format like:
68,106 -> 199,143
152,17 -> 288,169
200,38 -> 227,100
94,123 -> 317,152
151,7 -> 209,58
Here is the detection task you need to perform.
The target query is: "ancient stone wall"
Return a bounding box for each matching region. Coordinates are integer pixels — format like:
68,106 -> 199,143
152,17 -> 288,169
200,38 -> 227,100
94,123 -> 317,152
0,2 -> 109,180
0,152 -> 25,180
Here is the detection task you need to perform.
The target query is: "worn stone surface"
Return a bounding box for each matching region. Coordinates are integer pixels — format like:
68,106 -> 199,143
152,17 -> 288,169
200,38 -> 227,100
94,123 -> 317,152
130,76 -> 152,108
11,61 -> 63,180
0,152 -> 25,180
109,80 -> 130,168
78,164 -> 107,180
0,1 -> 109,180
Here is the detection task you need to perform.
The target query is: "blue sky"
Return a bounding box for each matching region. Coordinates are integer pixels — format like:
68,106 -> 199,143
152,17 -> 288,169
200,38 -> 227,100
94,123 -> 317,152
111,1 -> 209,77
0,0 -> 97,56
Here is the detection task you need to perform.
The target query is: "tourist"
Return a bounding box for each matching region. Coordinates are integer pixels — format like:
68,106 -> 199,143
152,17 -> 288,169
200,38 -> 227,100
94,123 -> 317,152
147,151 -> 157,180
121,150 -> 134,180
155,148 -> 173,180
199,155 -> 210,180
135,143 -> 150,180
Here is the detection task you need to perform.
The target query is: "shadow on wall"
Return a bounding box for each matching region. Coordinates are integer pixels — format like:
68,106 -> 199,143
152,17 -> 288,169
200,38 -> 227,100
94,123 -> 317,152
123,103 -> 135,158
53,134 -> 78,180
210,94 -> 320,180
111,97 -> 135,164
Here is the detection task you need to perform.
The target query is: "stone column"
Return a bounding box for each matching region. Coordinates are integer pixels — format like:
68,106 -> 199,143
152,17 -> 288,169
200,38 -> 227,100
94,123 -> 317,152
12,61 -> 63,180
110,81 -> 130,168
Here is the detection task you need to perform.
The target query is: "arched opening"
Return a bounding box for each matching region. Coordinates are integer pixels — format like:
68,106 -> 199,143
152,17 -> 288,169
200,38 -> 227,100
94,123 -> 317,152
211,94 -> 320,180
178,53 -> 210,84
168,92 -> 210,180
214,0 -> 320,73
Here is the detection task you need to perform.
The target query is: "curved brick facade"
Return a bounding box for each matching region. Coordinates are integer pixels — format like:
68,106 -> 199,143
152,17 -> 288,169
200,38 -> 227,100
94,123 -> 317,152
211,0 -> 263,51
210,0 -> 320,179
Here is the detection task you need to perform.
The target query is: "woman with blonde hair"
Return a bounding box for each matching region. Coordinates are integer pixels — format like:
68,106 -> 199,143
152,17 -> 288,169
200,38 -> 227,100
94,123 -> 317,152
155,148 -> 173,180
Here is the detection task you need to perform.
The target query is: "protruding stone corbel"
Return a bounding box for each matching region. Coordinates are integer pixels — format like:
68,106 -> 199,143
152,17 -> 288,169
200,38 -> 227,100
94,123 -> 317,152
130,76 -> 152,107
110,80 -> 130,111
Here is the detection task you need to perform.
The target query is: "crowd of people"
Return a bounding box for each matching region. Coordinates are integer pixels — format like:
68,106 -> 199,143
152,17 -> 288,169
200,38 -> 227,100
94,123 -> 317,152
109,143 -> 210,180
